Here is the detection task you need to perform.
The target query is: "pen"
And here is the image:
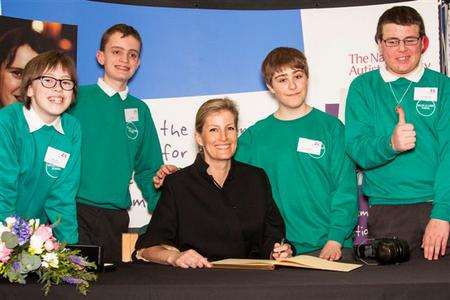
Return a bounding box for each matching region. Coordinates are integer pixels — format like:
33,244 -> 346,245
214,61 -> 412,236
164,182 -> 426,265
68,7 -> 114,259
280,238 -> 285,247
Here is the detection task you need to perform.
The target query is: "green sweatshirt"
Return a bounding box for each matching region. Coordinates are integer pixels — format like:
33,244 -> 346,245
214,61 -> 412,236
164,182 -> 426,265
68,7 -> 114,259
0,103 -> 80,244
345,68 -> 450,221
68,85 -> 163,212
235,109 -> 357,253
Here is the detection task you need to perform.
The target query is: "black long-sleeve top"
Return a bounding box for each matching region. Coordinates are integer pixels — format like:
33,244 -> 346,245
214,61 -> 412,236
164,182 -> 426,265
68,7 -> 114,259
135,154 -> 286,260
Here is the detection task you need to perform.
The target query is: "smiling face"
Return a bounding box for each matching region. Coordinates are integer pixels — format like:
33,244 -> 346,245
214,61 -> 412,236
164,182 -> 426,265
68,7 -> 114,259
0,44 -> 38,107
27,64 -> 74,123
195,109 -> 237,166
379,23 -> 424,76
96,31 -> 141,91
267,66 -> 308,112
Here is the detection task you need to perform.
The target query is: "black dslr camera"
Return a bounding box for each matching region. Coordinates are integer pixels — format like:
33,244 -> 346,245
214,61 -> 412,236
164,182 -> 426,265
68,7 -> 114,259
354,237 -> 410,264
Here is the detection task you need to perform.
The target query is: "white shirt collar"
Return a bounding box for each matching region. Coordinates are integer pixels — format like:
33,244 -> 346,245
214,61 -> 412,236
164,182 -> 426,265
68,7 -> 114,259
379,63 -> 424,83
23,106 -> 64,134
97,78 -> 129,100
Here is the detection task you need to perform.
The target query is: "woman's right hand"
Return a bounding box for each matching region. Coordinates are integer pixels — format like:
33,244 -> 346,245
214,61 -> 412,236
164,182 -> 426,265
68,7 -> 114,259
167,249 -> 212,268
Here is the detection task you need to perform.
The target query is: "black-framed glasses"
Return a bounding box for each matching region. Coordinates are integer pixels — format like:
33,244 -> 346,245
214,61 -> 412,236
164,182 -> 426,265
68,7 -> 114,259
34,76 -> 76,91
382,37 -> 421,47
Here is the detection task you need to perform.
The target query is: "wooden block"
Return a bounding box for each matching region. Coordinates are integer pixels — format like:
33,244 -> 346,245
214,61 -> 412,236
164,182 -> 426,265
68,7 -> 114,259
122,233 -> 139,262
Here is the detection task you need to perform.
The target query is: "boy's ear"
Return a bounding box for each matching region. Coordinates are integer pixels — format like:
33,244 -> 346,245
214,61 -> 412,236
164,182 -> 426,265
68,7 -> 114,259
266,83 -> 275,94
96,50 -> 105,66
27,85 -> 34,98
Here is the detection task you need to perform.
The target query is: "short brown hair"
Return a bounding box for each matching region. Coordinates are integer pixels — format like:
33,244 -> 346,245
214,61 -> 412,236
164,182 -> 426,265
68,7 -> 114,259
375,6 -> 426,43
262,47 -> 309,86
20,50 -> 78,109
195,98 -> 239,133
100,23 -> 142,53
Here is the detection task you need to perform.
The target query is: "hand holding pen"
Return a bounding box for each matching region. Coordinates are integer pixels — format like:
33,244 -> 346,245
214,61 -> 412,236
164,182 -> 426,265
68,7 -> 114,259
272,238 -> 293,260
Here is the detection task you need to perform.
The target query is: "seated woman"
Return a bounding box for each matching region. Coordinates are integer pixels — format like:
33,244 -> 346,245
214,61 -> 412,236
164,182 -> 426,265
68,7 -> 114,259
135,98 -> 292,268
0,50 -> 80,244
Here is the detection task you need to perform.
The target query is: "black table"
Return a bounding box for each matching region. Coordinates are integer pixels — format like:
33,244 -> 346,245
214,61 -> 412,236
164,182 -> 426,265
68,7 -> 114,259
2,256 -> 450,300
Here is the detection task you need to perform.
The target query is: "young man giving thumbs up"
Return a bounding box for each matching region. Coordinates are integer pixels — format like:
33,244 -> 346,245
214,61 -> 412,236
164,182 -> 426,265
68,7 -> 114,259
345,6 -> 450,260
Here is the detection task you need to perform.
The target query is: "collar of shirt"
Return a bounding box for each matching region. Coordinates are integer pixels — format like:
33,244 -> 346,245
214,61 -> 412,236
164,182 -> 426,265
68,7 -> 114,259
379,63 -> 424,83
97,77 -> 129,100
23,105 -> 64,134
194,153 -> 236,185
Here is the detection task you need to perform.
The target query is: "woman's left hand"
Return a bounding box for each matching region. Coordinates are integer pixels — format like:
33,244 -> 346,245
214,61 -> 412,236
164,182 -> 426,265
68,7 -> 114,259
271,242 -> 293,260
319,240 -> 342,261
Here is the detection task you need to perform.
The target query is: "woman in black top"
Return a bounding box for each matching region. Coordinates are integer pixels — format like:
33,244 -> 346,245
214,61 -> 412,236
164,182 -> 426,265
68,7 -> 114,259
135,98 -> 292,268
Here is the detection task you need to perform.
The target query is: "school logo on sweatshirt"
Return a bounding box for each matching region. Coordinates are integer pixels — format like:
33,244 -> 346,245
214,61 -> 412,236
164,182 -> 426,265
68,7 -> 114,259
414,87 -> 437,117
126,122 -> 139,140
415,100 -> 436,117
45,163 -> 63,179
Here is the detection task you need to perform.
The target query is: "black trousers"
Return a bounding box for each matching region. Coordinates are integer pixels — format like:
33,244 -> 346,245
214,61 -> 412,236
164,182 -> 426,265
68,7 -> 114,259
77,203 -> 129,263
368,202 -> 450,258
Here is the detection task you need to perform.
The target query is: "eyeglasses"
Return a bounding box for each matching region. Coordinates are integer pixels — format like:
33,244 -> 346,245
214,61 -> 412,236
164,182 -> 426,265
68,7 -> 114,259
34,76 -> 75,91
382,37 -> 421,47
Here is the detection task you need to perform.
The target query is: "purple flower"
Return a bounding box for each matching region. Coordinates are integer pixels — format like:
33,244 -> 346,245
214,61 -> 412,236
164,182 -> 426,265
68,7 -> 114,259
12,261 -> 21,271
11,217 -> 31,246
62,276 -> 86,285
69,255 -> 89,267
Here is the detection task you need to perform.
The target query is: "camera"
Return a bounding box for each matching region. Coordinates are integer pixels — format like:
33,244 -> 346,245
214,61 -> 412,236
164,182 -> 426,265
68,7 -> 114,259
354,237 -> 410,264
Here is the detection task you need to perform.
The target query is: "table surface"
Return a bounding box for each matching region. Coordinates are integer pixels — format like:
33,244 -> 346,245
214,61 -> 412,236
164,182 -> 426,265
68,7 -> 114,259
2,256 -> 450,300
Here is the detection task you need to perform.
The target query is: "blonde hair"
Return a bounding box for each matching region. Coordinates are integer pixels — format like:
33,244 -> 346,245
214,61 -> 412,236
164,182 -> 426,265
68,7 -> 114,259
195,98 -> 239,133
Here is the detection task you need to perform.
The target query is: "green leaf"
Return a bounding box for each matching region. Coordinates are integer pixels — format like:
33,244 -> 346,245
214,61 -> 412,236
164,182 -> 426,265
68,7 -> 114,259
1,231 -> 19,249
20,252 -> 41,272
6,268 -> 26,284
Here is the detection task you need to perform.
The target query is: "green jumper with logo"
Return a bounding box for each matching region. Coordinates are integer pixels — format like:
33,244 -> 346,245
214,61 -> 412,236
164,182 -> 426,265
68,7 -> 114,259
345,68 -> 450,221
235,109 -> 357,254
0,102 -> 80,243
68,85 -> 163,212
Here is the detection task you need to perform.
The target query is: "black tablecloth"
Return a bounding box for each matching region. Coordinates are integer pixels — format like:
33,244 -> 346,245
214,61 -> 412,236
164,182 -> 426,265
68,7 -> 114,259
2,256 -> 450,299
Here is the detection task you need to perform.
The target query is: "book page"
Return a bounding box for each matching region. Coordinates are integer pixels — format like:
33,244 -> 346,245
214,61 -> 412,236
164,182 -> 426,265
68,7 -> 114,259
212,256 -> 362,272
282,255 -> 362,272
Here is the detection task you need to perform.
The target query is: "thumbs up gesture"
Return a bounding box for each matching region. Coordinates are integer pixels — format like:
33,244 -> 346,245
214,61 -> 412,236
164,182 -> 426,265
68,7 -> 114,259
391,106 -> 416,152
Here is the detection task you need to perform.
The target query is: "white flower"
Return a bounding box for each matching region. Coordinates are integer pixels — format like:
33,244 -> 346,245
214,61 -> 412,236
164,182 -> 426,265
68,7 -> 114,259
29,235 -> 44,255
28,219 -> 40,231
42,252 -> 59,268
5,217 -> 16,229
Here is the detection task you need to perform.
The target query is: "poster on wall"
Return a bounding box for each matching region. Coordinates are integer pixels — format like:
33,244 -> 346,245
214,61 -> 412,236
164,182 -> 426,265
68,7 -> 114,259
0,15 -> 77,108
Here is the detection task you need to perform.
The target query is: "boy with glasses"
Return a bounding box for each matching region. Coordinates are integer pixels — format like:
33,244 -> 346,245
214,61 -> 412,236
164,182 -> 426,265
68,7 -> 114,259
69,24 -> 163,263
345,6 -> 450,260
0,50 -> 80,244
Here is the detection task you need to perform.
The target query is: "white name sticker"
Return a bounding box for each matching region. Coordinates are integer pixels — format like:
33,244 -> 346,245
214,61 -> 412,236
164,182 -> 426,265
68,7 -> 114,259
124,108 -> 139,122
414,87 -> 438,102
44,147 -> 70,169
297,137 -> 323,155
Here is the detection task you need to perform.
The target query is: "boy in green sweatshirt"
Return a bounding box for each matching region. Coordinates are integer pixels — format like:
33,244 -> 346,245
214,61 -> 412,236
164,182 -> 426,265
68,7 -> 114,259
235,47 -> 357,260
0,51 -> 80,244
345,6 -> 450,260
69,24 -> 163,263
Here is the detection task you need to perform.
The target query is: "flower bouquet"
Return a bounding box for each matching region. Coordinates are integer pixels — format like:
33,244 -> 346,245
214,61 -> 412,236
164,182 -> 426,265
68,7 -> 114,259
0,216 -> 97,295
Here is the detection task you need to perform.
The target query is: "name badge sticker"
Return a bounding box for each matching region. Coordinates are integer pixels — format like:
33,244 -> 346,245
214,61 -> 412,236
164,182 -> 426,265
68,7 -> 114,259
44,147 -> 70,169
297,137 -> 323,156
124,108 -> 139,122
414,87 -> 438,102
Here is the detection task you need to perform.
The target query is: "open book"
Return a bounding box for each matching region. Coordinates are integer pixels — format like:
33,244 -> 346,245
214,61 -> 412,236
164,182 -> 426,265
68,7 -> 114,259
212,255 -> 362,272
